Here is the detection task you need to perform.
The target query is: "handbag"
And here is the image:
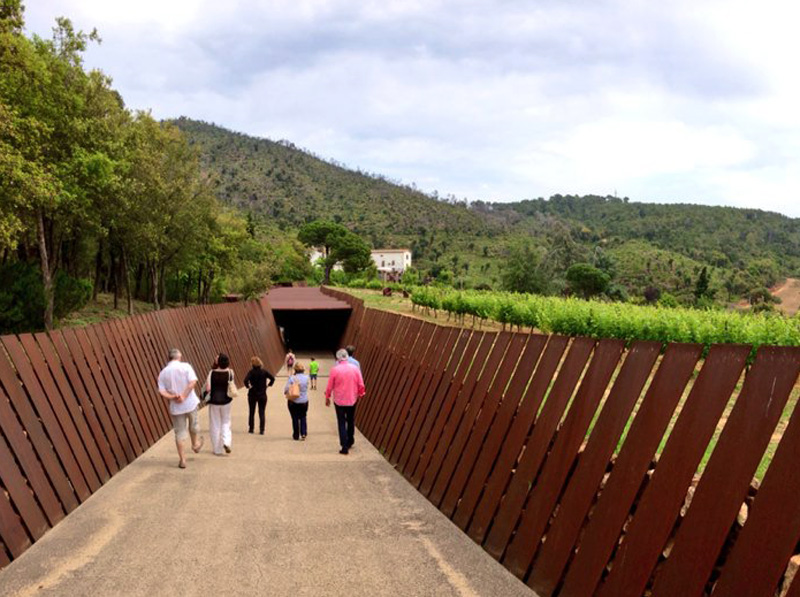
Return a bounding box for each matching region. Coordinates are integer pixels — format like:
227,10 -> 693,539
227,370 -> 237,399
287,376 -> 300,401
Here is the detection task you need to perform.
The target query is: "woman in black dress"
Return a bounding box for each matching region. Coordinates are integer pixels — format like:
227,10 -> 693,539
243,356 -> 275,434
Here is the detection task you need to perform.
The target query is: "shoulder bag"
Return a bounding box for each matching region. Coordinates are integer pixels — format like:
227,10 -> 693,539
227,370 -> 237,399
287,376 -> 300,401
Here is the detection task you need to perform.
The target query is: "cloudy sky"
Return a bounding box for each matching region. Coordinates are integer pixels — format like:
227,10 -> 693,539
24,1 -> 800,217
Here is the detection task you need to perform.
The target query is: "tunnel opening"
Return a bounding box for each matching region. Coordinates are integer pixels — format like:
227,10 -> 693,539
272,308 -> 350,353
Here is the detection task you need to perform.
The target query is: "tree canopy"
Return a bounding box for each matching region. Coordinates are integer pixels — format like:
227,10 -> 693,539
298,220 -> 372,284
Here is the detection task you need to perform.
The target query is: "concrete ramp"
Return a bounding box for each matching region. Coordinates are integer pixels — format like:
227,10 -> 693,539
0,355 -> 533,597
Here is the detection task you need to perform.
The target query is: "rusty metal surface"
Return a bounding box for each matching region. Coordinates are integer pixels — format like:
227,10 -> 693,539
267,286 -> 352,310
0,298 -> 284,567
336,288 -> 800,597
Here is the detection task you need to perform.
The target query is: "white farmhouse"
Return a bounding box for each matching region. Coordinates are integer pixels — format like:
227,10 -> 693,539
372,248 -> 412,281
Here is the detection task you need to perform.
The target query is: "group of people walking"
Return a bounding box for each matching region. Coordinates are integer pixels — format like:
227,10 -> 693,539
157,346 -> 365,467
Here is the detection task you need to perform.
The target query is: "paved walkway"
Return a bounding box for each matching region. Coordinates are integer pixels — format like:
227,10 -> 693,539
0,353 -> 533,596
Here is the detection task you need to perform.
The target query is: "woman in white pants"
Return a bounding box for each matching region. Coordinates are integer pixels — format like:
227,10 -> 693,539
205,353 -> 235,455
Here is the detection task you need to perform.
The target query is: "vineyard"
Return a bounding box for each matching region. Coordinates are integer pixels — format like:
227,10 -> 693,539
342,281 -> 800,350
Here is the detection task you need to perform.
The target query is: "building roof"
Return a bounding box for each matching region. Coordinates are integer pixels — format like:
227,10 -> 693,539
371,248 -> 412,253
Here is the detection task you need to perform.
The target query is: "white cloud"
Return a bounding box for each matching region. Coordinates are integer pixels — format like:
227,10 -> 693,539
21,0 -> 800,217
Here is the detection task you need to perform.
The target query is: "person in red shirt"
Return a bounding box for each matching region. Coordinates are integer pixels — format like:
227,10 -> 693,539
325,348 -> 366,454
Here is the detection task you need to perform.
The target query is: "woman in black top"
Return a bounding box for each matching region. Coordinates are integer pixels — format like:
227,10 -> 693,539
243,356 -> 275,435
204,353 -> 235,455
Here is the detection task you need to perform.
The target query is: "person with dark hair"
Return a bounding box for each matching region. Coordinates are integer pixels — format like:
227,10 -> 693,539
285,349 -> 296,374
243,356 -> 275,435
308,357 -> 319,390
345,345 -> 360,370
284,362 -> 310,440
325,349 -> 365,455
204,353 -> 236,455
157,348 -> 204,468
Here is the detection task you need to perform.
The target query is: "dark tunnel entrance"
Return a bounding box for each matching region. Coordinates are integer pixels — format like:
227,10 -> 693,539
272,308 -> 350,353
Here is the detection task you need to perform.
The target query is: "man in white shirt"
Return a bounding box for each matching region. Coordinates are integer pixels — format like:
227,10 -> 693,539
158,348 -> 204,468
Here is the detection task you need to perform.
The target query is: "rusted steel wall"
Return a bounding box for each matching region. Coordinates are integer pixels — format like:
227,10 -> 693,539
0,297 -> 283,566
324,287 -> 800,596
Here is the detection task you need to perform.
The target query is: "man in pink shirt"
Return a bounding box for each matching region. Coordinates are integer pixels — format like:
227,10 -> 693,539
325,348 -> 366,454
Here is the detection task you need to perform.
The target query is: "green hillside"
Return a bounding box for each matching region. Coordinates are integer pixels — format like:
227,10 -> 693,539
175,118 -> 800,305
173,117 -> 491,250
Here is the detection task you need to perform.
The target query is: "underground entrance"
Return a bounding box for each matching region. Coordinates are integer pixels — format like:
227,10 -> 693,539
266,287 -> 353,353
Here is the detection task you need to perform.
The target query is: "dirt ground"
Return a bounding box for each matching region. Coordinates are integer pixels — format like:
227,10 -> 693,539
772,277 -> 800,316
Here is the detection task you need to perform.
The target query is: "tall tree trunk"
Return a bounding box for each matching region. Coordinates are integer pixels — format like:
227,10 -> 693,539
120,244 -> 133,315
197,266 -> 202,304
92,238 -> 103,301
36,208 -> 55,331
324,263 -> 333,285
110,249 -> 118,310
159,263 -> 166,307
149,261 -> 160,309
135,263 -> 144,300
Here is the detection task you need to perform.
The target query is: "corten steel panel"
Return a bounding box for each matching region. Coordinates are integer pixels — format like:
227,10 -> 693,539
0,406 -> 48,545
103,319 -> 160,444
48,331 -> 121,475
117,317 -> 169,434
0,379 -> 62,529
479,337 -> 596,558
452,334 -> 549,532
418,331 -> 496,495
363,313 -> 410,437
0,433 -> 36,557
33,332 -> 112,482
374,321 -> 433,451
102,321 -> 160,445
403,328 -> 473,484
466,335 -> 569,543
713,357 -> 800,596
266,287 -> 353,310
354,310 -> 389,433
411,331 -> 486,490
387,326 -> 458,465
16,334 -> 102,494
84,327 -> 145,457
76,325 -> 141,459
72,328 -> 137,463
596,344 -> 752,597
550,343 -> 703,597
364,312 -> 406,435
650,347 -> 800,597
93,324 -> 153,449
59,329 -> 129,468
524,341 -> 661,592
376,322 -> 435,454
374,319 -> 426,449
439,332 -> 528,517
361,313 -> 404,435
166,309 -> 204,373
391,326 -> 466,472
350,309 -> 381,427
384,324 -> 446,461
502,339 -> 625,578
0,338 -> 79,514
428,332 -> 515,508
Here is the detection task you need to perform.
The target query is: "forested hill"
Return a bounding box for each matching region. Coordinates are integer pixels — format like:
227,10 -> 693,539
487,195 -> 800,274
176,117 -> 800,303
173,117 -> 490,248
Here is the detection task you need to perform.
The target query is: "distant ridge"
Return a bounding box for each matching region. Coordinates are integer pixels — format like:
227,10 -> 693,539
174,117 -> 800,301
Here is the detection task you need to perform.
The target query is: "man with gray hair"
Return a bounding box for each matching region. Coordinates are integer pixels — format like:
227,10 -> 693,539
158,348 -> 204,468
325,348 -> 365,455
